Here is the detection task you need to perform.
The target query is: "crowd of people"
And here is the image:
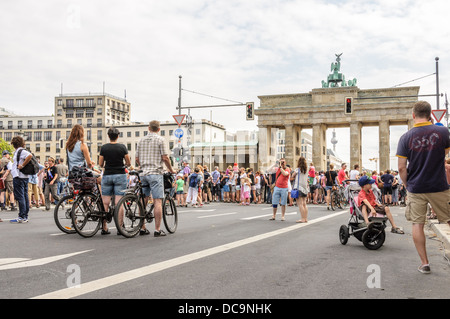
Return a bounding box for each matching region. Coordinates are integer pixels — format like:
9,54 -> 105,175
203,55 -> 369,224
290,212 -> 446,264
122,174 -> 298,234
1,101 -> 450,274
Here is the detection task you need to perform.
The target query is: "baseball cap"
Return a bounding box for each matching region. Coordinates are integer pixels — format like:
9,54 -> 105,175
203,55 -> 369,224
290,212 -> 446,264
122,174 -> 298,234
2,150 -> 11,156
358,175 -> 375,187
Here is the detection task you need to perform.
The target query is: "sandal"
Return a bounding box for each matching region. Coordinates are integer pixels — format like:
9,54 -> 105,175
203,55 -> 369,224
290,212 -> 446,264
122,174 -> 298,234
269,217 -> 275,220
391,227 -> 405,234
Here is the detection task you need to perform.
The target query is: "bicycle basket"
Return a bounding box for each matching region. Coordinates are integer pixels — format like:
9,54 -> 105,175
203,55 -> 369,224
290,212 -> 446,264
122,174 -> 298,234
163,173 -> 174,190
70,176 -> 97,190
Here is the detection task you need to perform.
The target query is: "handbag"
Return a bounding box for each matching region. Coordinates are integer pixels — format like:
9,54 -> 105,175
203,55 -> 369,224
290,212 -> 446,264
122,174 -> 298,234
291,169 -> 307,199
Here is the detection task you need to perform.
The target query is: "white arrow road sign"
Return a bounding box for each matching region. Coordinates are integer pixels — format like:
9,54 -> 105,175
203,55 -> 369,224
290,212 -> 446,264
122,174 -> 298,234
0,250 -> 92,271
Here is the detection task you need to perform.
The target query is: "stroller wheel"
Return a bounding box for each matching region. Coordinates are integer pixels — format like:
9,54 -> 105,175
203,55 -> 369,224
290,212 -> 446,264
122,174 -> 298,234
339,225 -> 349,245
362,228 -> 386,250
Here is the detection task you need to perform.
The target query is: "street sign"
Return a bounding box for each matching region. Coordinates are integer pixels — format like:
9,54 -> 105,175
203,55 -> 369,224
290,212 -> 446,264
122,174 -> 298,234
174,128 -> 184,139
173,114 -> 186,126
431,109 -> 446,123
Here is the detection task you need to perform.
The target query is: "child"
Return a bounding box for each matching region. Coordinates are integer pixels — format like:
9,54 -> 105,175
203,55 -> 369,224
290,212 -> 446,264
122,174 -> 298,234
175,175 -> 185,207
357,176 -> 404,234
242,177 -> 251,206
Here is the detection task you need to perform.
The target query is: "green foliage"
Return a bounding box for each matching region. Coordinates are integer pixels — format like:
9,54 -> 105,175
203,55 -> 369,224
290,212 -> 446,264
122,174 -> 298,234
0,137 -> 14,156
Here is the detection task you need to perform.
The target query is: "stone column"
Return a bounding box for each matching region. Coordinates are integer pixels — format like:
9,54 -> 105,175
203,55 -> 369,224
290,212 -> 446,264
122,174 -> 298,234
284,124 -> 301,167
349,121 -> 362,170
258,125 -> 272,171
379,120 -> 390,172
312,123 -> 327,171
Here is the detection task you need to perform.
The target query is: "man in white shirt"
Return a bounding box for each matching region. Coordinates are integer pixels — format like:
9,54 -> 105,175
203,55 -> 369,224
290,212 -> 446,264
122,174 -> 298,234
349,164 -> 360,185
9,136 -> 32,223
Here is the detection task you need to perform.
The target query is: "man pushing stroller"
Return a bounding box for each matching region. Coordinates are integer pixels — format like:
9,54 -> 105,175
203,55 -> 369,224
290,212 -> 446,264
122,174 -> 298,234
358,176 -> 404,234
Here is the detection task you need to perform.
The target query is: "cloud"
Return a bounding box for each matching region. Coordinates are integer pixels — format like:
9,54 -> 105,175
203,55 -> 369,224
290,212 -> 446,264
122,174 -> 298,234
0,0 -> 448,166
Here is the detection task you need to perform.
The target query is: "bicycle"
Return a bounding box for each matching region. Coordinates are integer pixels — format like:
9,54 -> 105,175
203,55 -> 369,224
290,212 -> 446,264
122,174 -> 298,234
70,176 -> 117,238
330,184 -> 347,210
53,178 -> 77,234
114,171 -> 178,238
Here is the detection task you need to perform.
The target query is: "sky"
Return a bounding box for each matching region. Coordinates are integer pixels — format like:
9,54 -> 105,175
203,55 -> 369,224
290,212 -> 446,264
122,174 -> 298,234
1,0 -> 449,170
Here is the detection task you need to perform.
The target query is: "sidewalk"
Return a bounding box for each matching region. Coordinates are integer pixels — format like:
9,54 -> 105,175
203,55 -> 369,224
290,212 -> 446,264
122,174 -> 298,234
428,219 -> 450,259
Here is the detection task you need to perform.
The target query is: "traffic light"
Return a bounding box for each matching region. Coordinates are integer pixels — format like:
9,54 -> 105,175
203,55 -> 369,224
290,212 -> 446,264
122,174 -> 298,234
172,147 -> 180,162
246,102 -> 254,120
345,97 -> 353,114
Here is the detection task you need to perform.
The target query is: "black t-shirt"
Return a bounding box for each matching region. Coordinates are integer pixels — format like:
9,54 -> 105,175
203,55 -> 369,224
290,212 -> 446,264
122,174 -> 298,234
325,170 -> 338,186
100,143 -> 128,175
44,166 -> 58,183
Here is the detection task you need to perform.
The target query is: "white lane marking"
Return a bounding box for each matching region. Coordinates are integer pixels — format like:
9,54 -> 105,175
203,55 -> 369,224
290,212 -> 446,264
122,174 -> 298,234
241,211 -> 297,220
32,210 -> 348,299
0,250 -> 93,271
197,212 -> 237,219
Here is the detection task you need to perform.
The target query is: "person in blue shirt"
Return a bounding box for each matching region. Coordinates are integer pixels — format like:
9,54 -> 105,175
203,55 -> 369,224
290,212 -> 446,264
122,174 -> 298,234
397,101 -> 450,274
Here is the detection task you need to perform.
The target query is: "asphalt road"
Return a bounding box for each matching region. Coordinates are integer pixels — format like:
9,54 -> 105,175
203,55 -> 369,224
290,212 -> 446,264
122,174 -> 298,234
1,201 -> 449,301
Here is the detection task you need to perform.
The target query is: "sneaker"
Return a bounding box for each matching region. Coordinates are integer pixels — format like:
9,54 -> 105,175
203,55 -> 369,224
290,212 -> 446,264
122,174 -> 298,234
154,230 -> 166,237
10,206 -> 17,211
22,219 -> 29,223
139,229 -> 150,236
10,218 -> 23,223
418,264 -> 431,274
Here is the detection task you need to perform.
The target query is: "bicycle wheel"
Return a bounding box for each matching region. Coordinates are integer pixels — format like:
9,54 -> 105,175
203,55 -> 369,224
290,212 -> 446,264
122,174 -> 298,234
71,192 -> 102,238
330,192 -> 336,211
339,192 -> 348,208
114,194 -> 145,238
54,194 -> 76,234
163,195 -> 178,233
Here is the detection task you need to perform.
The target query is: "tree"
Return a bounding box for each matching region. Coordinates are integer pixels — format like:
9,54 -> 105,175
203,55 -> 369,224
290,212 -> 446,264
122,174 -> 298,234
0,137 -> 15,157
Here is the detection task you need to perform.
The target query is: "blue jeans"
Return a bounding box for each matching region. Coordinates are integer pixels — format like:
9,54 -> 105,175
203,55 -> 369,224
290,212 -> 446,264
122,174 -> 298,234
101,174 -> 128,196
142,174 -> 164,199
272,186 -> 288,207
13,177 -> 30,220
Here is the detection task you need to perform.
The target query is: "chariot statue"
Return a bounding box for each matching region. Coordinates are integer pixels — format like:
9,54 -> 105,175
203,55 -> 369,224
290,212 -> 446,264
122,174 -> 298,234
322,53 -> 357,88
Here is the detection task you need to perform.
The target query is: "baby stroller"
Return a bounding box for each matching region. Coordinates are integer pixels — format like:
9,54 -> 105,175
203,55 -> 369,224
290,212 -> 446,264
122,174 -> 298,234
339,180 -> 388,250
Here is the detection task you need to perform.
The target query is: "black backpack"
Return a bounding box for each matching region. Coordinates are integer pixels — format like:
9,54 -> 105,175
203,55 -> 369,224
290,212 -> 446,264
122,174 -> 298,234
16,149 -> 40,175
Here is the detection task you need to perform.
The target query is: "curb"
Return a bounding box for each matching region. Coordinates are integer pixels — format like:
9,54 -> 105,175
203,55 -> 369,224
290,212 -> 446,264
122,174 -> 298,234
428,220 -> 450,260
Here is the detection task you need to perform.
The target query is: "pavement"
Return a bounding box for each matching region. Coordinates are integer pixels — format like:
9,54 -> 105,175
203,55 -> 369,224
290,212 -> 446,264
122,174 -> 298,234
428,219 -> 450,259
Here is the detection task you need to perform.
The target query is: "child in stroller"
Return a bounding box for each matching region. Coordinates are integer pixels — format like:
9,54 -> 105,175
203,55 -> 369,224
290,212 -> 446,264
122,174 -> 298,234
340,176 -> 404,250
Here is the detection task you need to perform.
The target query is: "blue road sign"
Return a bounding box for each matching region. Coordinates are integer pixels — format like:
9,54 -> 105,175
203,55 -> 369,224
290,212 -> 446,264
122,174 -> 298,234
174,128 -> 184,139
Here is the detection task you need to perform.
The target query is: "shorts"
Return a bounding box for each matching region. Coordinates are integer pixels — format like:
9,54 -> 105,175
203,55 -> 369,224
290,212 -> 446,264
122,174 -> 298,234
243,191 -> 250,199
223,184 -> 230,192
101,174 -> 128,196
272,186 -> 288,207
176,190 -> 183,195
255,188 -> 261,196
141,174 -> 164,199
383,186 -> 393,195
405,190 -> 450,224
359,202 -> 386,216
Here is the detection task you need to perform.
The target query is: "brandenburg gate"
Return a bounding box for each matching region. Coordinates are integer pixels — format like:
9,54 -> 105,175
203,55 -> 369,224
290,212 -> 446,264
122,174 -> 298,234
255,54 -> 418,171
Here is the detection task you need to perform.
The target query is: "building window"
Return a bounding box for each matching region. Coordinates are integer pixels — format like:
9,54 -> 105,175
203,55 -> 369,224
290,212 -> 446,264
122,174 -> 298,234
57,119 -> 62,128
56,131 -> 61,140
66,111 -> 74,118
97,98 -> 103,105
57,108 -> 62,116
8,121 -> 12,129
34,131 -> 42,141
97,119 -> 102,127
66,99 -> 74,107
135,131 -> 140,137
67,119 -> 72,127
127,143 -> 131,151
44,131 -> 52,141
76,99 -> 84,107
57,99 -> 63,106
76,110 -> 84,118
47,120 -> 53,128
97,130 -> 102,140
37,120 -> 42,129
4,132 -> 12,142
36,144 -> 40,152
87,119 -> 92,127
28,120 -> 33,129
86,109 -> 94,118
17,120 -> 22,129
127,131 -> 131,137
160,130 -> 165,136
46,143 -> 51,152
86,98 -> 94,107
